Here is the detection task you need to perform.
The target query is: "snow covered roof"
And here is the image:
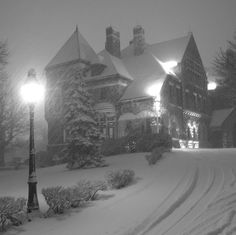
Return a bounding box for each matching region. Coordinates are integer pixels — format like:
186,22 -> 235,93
121,34 -> 190,62
97,50 -> 133,80
120,34 -> 191,101
210,108 -> 234,128
46,27 -> 99,69
120,50 -> 167,101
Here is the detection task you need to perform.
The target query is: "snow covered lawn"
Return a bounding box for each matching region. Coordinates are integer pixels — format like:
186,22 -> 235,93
1,149 -> 236,235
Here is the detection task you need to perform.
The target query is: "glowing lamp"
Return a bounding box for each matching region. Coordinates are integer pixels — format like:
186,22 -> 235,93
151,54 -> 178,75
207,81 -> 217,91
20,68 -> 44,213
146,82 -> 162,100
161,60 -> 178,75
20,69 -> 44,103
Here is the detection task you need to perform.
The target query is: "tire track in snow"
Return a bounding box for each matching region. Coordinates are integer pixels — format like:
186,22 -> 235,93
159,165 -> 217,235
123,164 -> 197,235
182,166 -> 236,235
131,163 -> 199,235
185,204 -> 236,235
195,210 -> 236,235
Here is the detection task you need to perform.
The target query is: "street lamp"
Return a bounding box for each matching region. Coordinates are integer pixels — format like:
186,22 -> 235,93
20,68 -> 44,213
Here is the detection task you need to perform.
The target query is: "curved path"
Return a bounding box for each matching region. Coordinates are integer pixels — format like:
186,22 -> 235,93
122,150 -> 236,235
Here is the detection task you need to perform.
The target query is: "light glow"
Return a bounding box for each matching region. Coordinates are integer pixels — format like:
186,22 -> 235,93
146,82 -> 162,100
208,81 -> 217,90
151,54 -> 178,75
159,60 -> 178,75
21,81 -> 45,103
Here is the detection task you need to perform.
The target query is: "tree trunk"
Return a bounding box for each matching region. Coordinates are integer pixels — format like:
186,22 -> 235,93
0,145 -> 5,167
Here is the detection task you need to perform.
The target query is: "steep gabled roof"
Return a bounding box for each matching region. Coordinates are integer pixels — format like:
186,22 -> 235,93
98,49 -> 133,80
120,34 -> 191,101
148,34 -> 191,63
46,27 -> 99,69
210,108 -> 234,128
120,50 -> 166,101
121,34 -> 190,62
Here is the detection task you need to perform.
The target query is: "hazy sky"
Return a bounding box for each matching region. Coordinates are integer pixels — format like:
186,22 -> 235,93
0,0 -> 236,83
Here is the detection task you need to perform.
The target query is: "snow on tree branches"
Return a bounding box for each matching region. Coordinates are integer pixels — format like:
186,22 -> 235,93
62,65 -> 105,169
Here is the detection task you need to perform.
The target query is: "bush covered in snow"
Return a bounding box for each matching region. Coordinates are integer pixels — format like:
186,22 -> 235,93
101,132 -> 172,156
135,133 -> 172,152
42,180 -> 107,216
145,147 -> 165,165
42,186 -> 71,215
101,138 -> 127,156
76,180 -> 107,201
105,169 -> 135,189
0,197 -> 27,232
64,140 -> 106,169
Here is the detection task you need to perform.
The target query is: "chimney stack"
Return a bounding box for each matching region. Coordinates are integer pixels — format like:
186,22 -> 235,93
133,25 -> 146,56
105,26 -> 121,58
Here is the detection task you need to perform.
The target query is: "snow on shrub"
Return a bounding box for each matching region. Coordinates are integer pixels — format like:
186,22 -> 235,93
42,180 -> 108,216
105,169 -> 135,189
0,197 -> 27,232
76,180 -> 107,201
145,147 -> 164,165
42,186 -> 71,215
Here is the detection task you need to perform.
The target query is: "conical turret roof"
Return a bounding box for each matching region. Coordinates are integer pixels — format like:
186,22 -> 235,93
46,27 -> 99,69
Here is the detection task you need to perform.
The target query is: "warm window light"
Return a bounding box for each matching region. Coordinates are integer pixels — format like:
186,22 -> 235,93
160,60 -> 178,75
151,54 -> 178,75
208,81 -> 217,90
20,69 -> 45,103
146,82 -> 162,100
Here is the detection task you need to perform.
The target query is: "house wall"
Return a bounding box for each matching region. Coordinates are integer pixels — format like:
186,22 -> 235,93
180,35 -> 209,147
221,109 -> 236,147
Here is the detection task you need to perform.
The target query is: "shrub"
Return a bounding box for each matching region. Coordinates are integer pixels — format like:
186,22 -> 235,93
172,139 -> 180,148
75,180 -> 107,201
64,140 -> 106,170
135,133 -> 172,152
42,180 -> 108,215
145,147 -> 165,165
100,132 -> 172,156
87,181 -> 107,200
41,186 -> 71,215
101,138 -> 127,156
0,197 -> 27,232
105,169 -> 135,189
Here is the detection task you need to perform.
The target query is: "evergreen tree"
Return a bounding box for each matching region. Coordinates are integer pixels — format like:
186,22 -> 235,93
213,32 -> 236,106
62,65 -> 105,169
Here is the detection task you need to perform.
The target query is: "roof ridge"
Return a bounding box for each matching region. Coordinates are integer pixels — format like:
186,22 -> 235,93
75,25 -> 80,59
149,34 -> 190,47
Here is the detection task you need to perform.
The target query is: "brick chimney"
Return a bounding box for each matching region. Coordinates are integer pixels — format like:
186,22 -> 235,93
133,25 -> 146,56
105,26 -> 121,58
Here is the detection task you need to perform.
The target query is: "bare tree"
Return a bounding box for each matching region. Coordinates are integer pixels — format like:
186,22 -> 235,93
0,41 -> 26,166
213,32 -> 236,106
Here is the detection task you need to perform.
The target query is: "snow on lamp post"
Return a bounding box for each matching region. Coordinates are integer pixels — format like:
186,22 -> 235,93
20,69 -> 44,213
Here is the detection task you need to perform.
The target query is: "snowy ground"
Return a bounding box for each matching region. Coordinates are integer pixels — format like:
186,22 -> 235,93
1,149 -> 236,235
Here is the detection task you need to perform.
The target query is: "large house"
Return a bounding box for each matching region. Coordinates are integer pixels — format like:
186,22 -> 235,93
45,25 -> 210,155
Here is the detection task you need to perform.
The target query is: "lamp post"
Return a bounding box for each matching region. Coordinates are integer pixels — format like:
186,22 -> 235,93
20,69 -> 44,213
